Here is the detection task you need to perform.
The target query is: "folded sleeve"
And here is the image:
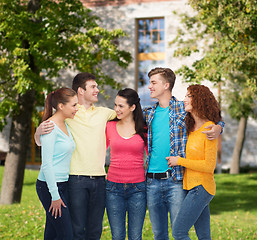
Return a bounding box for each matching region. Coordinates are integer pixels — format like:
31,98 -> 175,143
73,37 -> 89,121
217,120 -> 225,134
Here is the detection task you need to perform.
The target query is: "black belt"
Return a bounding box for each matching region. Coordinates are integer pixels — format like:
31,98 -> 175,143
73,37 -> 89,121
147,170 -> 172,179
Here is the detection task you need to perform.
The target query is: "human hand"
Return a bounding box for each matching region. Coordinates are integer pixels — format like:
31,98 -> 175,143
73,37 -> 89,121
49,198 -> 66,219
37,120 -> 55,135
202,124 -> 221,140
166,156 -> 179,167
34,120 -> 55,146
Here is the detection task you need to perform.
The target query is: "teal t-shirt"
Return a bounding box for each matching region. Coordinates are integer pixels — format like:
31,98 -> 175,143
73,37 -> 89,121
148,105 -> 170,173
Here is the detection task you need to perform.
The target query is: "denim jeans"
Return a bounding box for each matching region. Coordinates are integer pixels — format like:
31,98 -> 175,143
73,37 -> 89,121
146,177 -> 186,240
172,185 -> 214,240
68,175 -> 106,240
36,179 -> 73,240
106,180 -> 147,240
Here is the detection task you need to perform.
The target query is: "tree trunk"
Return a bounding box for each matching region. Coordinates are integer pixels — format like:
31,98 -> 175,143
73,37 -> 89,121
230,117 -> 247,174
0,0 -> 40,204
0,90 -> 35,204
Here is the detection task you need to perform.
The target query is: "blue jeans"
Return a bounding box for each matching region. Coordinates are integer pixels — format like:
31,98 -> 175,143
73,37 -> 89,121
106,180 -> 147,240
147,177 -> 186,240
36,180 -> 73,240
68,175 -> 106,240
172,185 -> 214,240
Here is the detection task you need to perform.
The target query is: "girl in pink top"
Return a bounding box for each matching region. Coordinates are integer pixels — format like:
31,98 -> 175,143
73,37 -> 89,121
105,88 -> 147,240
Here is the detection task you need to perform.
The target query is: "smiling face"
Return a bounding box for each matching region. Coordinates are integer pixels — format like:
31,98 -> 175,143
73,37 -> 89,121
83,80 -> 99,104
114,95 -> 135,120
183,91 -> 193,113
59,95 -> 78,119
148,73 -> 169,100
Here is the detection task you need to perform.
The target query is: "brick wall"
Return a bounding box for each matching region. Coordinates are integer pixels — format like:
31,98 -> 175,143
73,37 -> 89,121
82,0 -> 174,7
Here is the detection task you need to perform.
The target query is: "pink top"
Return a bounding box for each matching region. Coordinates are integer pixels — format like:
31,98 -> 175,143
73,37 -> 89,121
106,121 -> 147,183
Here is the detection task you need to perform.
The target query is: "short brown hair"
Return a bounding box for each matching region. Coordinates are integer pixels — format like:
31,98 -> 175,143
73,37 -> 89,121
148,67 -> 176,91
72,72 -> 96,93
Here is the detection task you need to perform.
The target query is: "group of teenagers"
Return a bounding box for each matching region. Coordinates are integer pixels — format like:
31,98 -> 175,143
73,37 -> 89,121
34,67 -> 224,240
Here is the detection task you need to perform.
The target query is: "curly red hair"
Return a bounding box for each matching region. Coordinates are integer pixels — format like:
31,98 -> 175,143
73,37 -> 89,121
185,84 -> 221,132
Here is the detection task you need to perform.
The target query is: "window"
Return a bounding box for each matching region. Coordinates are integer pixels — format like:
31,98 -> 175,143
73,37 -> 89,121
136,18 -> 165,107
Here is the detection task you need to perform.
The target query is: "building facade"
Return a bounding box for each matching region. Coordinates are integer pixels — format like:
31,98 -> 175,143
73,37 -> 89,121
81,0 -> 257,169
0,0 -> 256,169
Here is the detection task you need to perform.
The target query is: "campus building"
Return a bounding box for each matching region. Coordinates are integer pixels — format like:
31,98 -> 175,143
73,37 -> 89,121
0,0 -> 256,170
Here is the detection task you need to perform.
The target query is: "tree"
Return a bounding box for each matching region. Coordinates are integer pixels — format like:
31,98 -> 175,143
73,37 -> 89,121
0,0 -> 132,204
226,77 -> 254,173
170,0 -> 257,174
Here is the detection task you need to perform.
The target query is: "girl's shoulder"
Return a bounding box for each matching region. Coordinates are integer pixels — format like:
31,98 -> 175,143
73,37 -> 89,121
107,120 -> 117,127
202,121 -> 215,128
106,121 -> 117,132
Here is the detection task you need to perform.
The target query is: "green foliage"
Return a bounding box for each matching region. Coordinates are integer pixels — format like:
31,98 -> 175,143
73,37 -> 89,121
0,0 -> 132,130
1,166 -> 257,239
170,0 -> 257,119
226,74 -> 255,120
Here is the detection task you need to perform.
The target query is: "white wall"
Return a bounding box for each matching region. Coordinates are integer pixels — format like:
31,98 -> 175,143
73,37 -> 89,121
89,0 -> 257,168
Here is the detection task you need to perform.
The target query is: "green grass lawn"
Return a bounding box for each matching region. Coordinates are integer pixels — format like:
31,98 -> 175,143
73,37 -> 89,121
0,166 -> 257,239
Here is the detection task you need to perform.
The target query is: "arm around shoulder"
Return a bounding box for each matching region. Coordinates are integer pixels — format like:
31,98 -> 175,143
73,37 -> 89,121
34,120 -> 55,146
106,108 -> 116,121
34,126 -> 42,146
202,121 -> 224,141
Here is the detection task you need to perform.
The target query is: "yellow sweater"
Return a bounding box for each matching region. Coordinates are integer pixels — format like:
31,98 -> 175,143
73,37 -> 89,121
66,104 -> 116,176
177,121 -> 217,195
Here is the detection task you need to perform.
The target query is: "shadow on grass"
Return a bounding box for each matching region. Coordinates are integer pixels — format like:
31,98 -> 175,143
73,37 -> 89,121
23,182 -> 36,187
211,175 -> 257,215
